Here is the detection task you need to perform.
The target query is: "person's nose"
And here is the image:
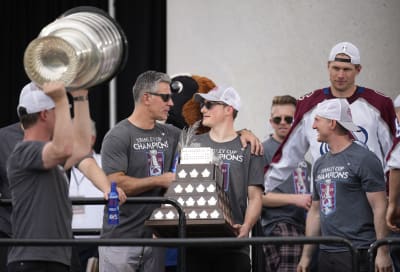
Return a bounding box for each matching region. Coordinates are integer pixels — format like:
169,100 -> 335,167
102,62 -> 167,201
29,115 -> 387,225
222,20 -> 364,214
337,69 -> 345,78
312,122 -> 317,129
168,97 -> 174,107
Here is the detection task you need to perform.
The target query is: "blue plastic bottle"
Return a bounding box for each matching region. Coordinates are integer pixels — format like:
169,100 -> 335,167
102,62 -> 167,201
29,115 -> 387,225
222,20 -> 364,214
108,182 -> 119,225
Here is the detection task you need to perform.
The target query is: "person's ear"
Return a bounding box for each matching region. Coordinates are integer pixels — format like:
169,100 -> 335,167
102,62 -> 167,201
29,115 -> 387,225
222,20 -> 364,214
331,120 -> 338,130
39,110 -> 48,121
355,64 -> 362,74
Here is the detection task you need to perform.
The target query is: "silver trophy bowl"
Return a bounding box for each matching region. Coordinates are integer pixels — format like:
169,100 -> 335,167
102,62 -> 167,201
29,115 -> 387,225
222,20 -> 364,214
24,6 -> 128,90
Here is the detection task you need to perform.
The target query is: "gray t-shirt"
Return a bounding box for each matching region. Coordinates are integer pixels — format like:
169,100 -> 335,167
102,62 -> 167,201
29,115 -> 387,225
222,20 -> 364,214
101,120 -> 181,238
190,134 -> 264,254
313,142 -> 386,251
0,123 -> 23,236
7,141 -> 72,265
261,136 -> 311,235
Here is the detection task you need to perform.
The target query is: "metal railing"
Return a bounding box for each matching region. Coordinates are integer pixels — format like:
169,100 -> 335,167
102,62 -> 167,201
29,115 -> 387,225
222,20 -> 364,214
0,236 -> 358,272
0,197 -> 363,272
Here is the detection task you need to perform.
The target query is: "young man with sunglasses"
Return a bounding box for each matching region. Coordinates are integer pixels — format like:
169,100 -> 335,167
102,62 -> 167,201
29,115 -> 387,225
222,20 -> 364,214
261,95 -> 312,271
185,86 -> 264,272
265,42 -> 396,192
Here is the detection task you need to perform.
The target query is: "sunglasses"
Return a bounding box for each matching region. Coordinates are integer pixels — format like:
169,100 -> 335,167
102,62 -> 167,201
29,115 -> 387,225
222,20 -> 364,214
146,92 -> 173,102
272,116 -> 294,125
200,101 -> 226,110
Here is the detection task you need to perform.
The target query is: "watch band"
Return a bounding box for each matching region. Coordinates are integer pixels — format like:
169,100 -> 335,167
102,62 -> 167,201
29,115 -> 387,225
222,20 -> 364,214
72,95 -> 89,102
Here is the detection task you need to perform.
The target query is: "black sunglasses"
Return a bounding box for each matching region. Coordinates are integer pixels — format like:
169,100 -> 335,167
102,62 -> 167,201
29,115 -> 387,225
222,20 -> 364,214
200,101 -> 226,110
146,92 -> 173,102
272,116 -> 293,125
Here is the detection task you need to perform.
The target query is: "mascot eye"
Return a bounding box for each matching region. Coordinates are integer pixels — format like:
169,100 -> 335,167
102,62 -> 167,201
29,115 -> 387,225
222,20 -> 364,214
171,81 -> 184,94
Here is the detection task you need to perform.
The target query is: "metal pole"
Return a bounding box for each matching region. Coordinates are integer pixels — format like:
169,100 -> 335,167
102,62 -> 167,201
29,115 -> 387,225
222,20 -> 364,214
108,0 -> 117,128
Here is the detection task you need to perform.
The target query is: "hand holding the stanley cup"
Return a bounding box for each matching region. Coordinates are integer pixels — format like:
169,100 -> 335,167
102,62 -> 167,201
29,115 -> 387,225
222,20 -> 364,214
23,6 -> 128,91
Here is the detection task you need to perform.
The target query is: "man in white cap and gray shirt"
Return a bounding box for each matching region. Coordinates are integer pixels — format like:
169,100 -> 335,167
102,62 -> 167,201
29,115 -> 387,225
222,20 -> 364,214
6,81 -> 93,271
297,98 -> 392,272
184,86 -> 264,272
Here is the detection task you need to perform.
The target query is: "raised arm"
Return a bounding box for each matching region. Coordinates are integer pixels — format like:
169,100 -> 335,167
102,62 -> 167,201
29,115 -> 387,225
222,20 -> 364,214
64,90 -> 92,169
42,82 -> 74,169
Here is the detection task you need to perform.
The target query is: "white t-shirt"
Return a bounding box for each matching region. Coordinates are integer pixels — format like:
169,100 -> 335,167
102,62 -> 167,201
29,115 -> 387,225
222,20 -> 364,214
69,153 -> 104,230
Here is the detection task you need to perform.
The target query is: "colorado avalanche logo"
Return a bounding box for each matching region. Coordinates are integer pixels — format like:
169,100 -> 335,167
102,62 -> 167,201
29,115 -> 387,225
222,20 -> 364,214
320,179 -> 336,215
319,126 -> 368,155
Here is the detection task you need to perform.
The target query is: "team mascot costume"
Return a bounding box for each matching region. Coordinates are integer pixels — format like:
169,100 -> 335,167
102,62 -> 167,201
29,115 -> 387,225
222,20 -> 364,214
167,74 -> 216,134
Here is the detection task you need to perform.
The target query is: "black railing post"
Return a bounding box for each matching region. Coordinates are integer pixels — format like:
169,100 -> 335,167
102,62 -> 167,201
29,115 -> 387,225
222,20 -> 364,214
368,237 -> 400,272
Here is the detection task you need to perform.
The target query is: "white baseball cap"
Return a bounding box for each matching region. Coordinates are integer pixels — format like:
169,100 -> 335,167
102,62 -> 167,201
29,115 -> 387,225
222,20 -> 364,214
194,86 -> 241,111
315,98 -> 360,132
17,82 -> 55,117
394,95 -> 400,108
328,42 -> 360,65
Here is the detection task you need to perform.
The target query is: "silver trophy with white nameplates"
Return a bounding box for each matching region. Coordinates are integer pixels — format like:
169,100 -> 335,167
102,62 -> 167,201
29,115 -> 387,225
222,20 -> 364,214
145,147 -> 236,237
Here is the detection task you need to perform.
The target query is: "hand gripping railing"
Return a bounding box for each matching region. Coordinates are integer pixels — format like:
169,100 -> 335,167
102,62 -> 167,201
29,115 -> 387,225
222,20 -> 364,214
368,237 -> 400,272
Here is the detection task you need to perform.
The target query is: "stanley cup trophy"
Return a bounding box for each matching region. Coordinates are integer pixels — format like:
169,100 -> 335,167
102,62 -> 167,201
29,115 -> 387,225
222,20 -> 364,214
23,6 -> 128,90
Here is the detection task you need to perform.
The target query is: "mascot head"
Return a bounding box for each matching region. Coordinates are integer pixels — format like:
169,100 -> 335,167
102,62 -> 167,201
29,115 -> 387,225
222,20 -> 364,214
167,74 -> 216,134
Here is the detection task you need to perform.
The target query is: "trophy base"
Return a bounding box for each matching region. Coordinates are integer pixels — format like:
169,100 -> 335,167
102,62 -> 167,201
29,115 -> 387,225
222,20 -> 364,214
145,219 -> 237,238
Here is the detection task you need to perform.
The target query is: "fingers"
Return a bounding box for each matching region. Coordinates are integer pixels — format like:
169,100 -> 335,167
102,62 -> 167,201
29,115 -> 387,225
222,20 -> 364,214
250,139 -> 263,155
386,219 -> 400,232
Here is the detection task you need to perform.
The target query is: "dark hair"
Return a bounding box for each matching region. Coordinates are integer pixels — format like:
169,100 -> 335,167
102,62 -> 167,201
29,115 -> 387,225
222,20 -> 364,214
336,121 -> 349,135
232,109 -> 238,119
271,95 -> 297,107
19,111 -> 40,129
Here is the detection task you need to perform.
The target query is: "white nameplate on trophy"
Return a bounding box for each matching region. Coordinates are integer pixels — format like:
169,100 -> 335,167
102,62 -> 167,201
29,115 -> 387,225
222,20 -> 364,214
180,147 -> 214,164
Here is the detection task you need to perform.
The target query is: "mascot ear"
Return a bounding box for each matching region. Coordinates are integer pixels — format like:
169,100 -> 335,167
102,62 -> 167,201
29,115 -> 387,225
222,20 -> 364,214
182,76 -> 216,134
167,75 -> 199,129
